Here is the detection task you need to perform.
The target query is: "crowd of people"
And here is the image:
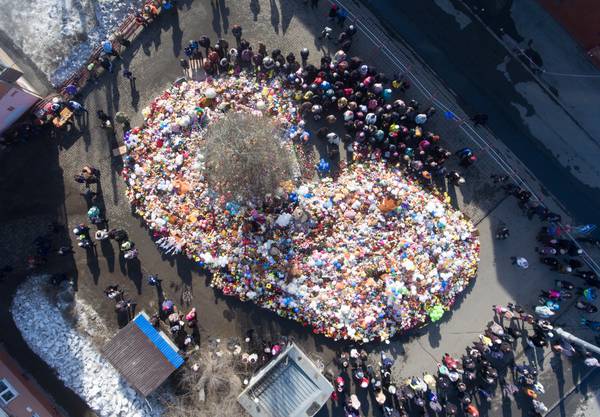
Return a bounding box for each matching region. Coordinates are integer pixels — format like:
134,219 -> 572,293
175,29 -> 467,185
155,287 -> 200,349
331,300 -> 600,417
121,49 -> 480,342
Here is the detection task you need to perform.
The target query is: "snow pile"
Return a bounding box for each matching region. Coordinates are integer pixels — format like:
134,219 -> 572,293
11,275 -> 162,417
0,0 -> 143,86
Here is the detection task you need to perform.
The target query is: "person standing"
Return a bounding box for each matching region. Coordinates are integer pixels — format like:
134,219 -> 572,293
496,226 -> 510,240
511,256 -> 529,269
336,8 -> 348,27
101,40 -> 119,57
100,56 -> 113,73
148,274 -> 162,287
328,4 -> 338,21
123,69 -> 135,80
318,26 -> 333,40
97,110 -> 112,128
231,24 -> 243,41
68,100 -> 88,114
347,24 -> 357,37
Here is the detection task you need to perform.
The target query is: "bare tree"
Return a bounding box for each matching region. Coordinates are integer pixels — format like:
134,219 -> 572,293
202,112 -> 296,204
163,350 -> 249,417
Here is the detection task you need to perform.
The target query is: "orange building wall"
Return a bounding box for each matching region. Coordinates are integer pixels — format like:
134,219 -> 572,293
0,349 -> 64,417
537,0 -> 600,50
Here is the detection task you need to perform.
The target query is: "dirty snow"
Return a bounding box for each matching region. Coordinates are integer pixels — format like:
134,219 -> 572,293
0,0 -> 142,86
11,275 -> 162,417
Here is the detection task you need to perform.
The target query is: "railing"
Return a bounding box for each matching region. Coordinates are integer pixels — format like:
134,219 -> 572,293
56,0 -> 162,97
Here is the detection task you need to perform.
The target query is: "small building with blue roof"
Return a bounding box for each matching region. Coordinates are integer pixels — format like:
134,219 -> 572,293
102,311 -> 184,396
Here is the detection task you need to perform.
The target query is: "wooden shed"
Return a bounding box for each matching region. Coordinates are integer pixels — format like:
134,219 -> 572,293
102,311 -> 184,397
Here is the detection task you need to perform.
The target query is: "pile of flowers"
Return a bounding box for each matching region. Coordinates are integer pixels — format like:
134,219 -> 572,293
122,76 -> 479,342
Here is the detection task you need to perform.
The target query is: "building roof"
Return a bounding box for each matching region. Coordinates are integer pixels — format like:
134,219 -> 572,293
238,343 -> 333,417
102,312 -> 184,396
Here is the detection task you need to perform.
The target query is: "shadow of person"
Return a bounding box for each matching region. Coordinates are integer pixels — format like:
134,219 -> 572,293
500,395 -> 512,417
280,0 -> 294,34
179,0 -> 193,10
270,0 -> 280,34
249,0 -> 260,21
116,308 -> 131,328
446,182 -> 461,211
74,109 -> 89,133
92,180 -> 107,214
356,386 -> 371,416
142,41 -> 152,56
550,352 -> 567,417
130,81 -> 140,111
126,257 -> 143,294
223,309 -> 235,322
175,255 -> 193,286
170,6 -> 184,57
428,323 -> 442,348
191,323 -> 201,345
85,245 -> 100,284
218,0 -> 230,34
100,238 -> 115,272
211,0 -> 222,37
118,250 -> 126,274
155,282 -> 166,307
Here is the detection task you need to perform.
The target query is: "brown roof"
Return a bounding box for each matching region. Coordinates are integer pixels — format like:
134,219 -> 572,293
102,313 -> 182,397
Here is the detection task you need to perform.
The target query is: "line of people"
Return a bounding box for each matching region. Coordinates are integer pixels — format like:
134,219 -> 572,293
72,165 -> 139,260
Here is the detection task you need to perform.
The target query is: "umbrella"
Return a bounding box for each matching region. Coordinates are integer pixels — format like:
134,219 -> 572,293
162,299 -> 174,311
87,206 -> 100,218
429,305 -> 444,322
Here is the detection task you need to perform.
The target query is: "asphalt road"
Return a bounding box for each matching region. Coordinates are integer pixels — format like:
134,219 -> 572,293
362,0 -> 600,227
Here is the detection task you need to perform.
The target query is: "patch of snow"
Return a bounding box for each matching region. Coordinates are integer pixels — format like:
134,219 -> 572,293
432,0 -> 472,30
496,55 -> 512,83
70,294 -> 113,345
0,0 -> 143,86
11,275 -> 162,417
